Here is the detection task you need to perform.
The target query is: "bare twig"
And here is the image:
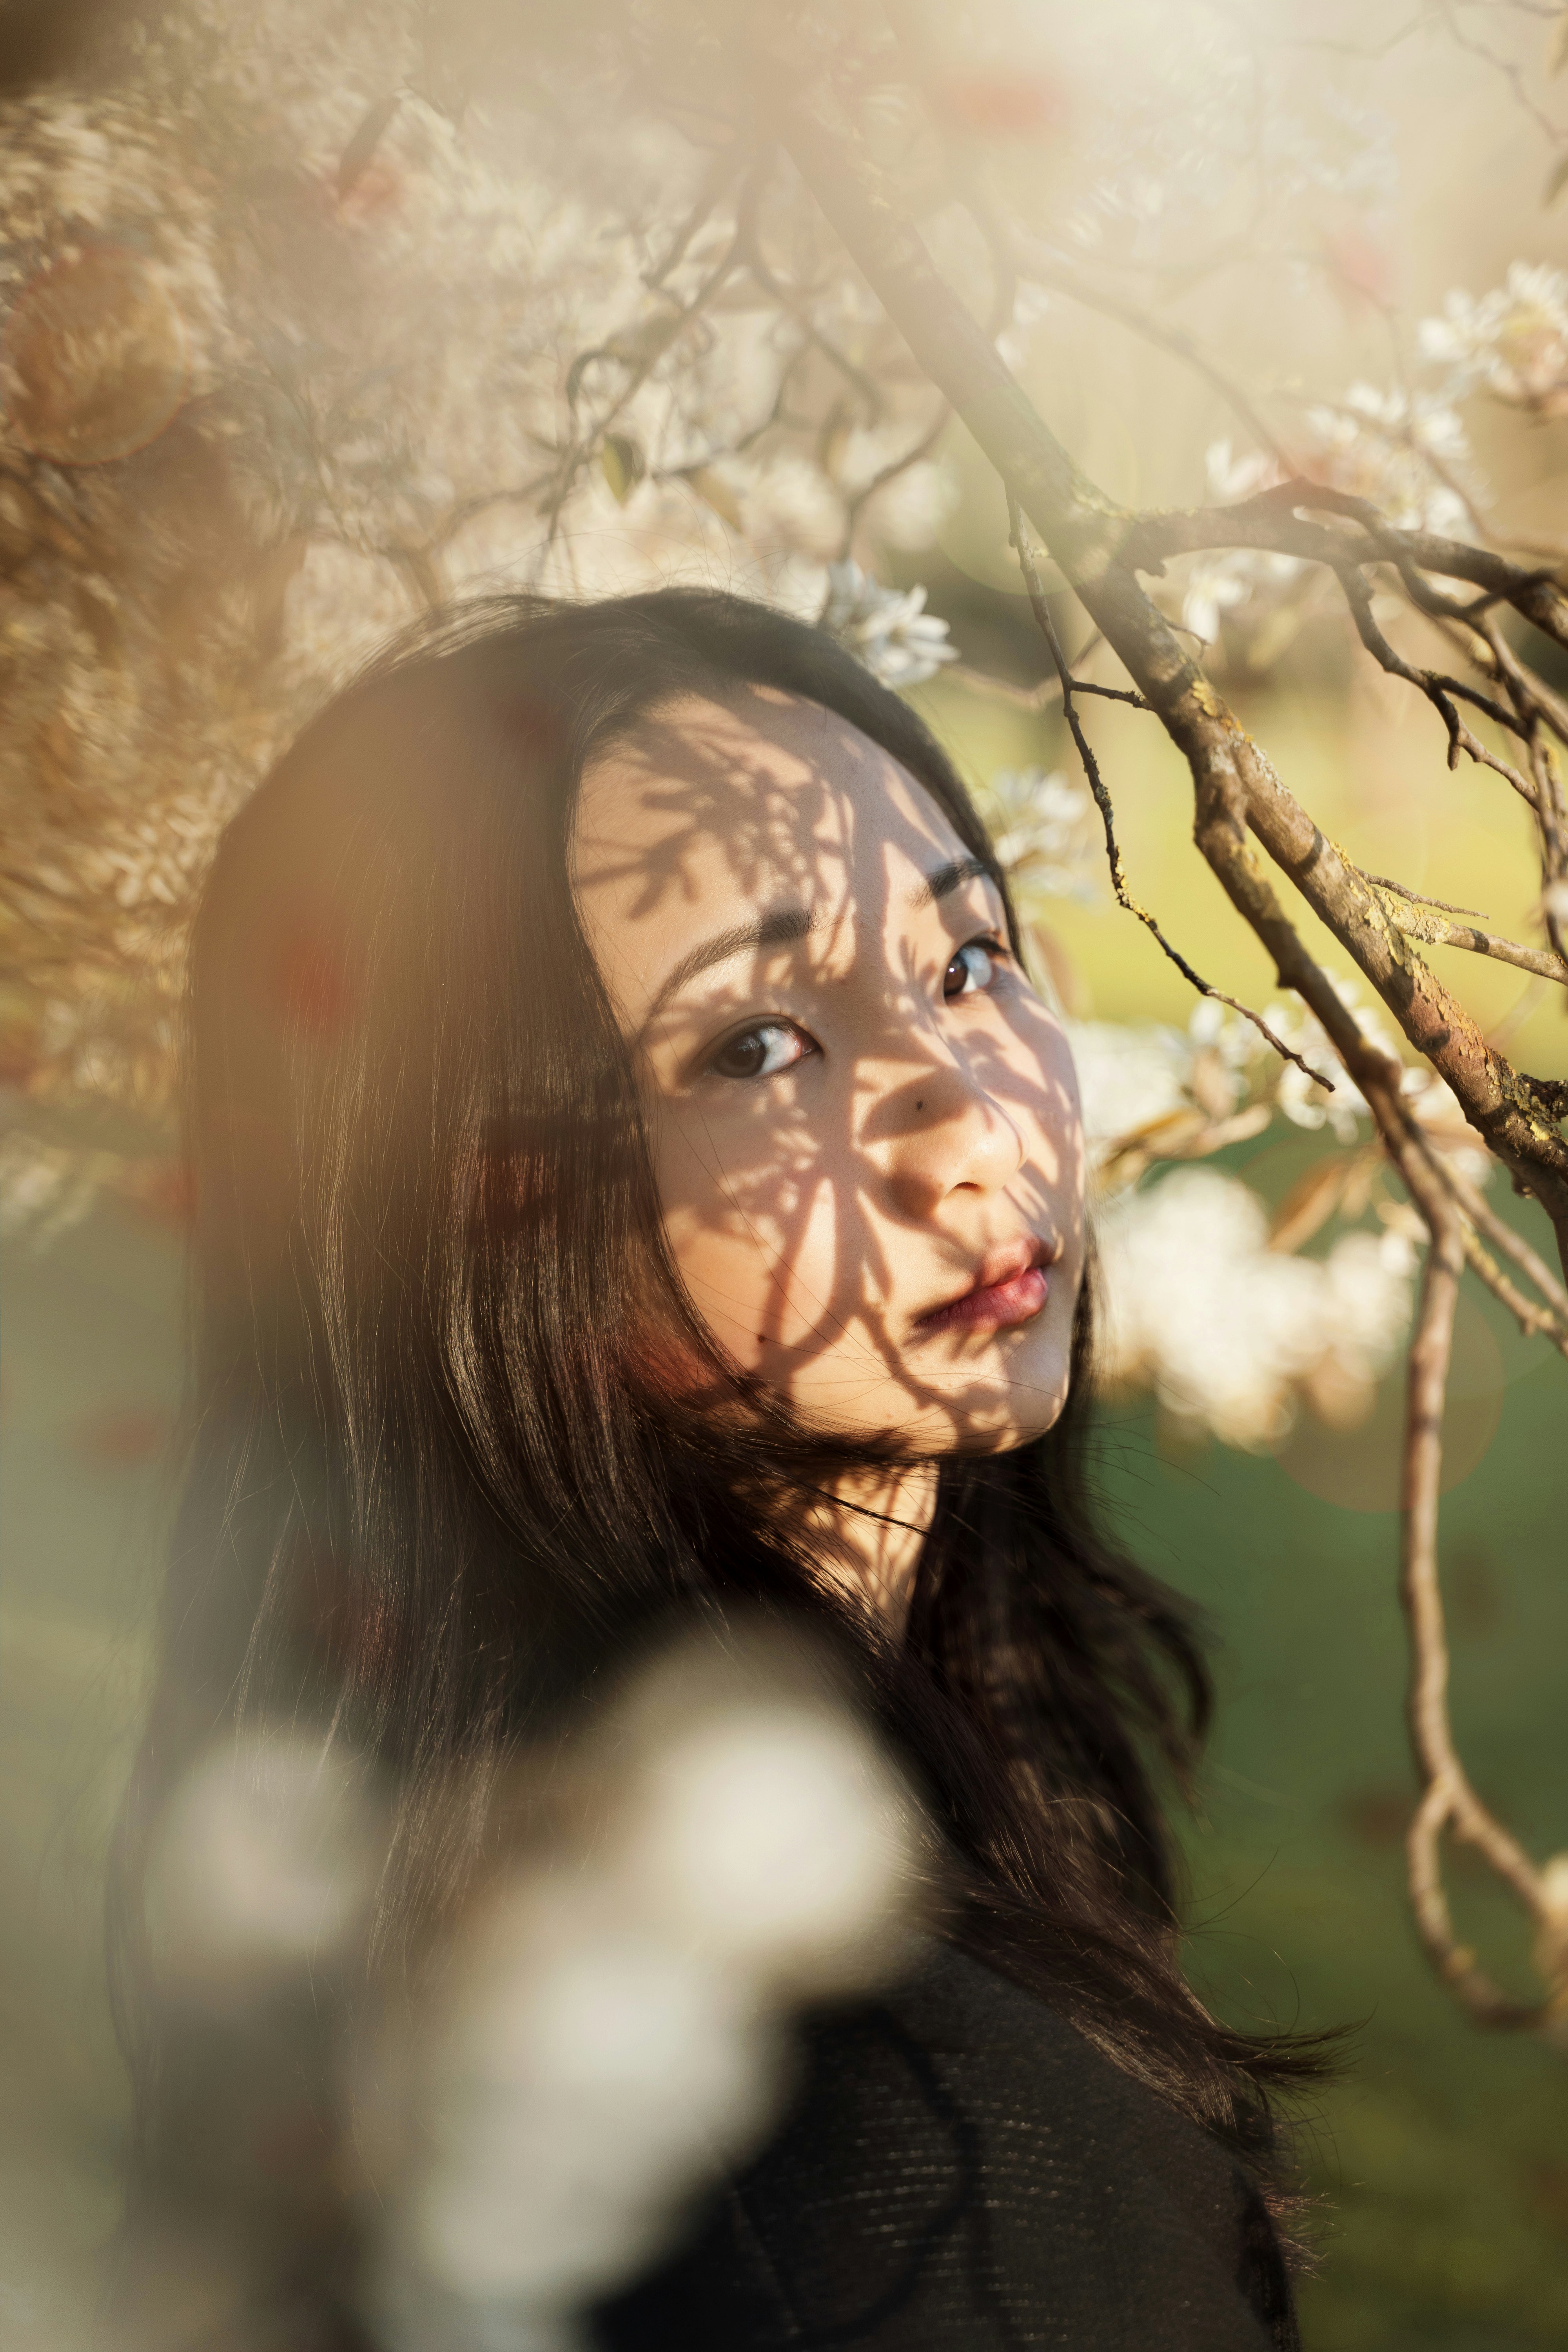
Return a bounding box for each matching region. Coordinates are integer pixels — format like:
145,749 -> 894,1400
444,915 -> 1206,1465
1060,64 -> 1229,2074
884,0 -> 1294,472
751,81 -> 1568,1234
733,162 -> 886,422
944,662 -> 1065,712
641,145 -> 743,289
1359,874 -> 1490,918
1397,1172 -> 1549,2025
945,660 -> 1144,713
1332,564 -> 1525,753
1427,1142 -> 1568,1329
1007,493 -> 1332,1089
840,398 -> 951,555
1122,485 -> 1568,632
989,214 -> 1295,473
1368,883 -> 1568,985
1479,614 -> 1568,758
1434,0 -> 1568,152
1460,1226 -> 1568,1356
545,225 -> 747,532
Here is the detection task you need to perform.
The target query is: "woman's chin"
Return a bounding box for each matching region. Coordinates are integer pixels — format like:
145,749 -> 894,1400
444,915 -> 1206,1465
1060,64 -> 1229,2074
785,1369 -> 1071,1458
932,1389 -> 1070,1456
902,1333 -> 1074,1454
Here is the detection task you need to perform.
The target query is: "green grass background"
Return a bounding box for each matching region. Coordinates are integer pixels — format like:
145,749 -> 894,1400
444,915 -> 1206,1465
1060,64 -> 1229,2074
1105,1271 -> 1568,2349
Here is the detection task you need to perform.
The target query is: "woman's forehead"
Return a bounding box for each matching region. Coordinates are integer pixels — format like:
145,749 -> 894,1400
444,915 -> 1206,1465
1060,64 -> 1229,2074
570,689 -> 963,910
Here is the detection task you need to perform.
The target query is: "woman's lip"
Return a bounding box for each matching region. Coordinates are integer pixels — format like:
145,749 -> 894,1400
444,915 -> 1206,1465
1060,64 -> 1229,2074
914,1247 -> 1051,1339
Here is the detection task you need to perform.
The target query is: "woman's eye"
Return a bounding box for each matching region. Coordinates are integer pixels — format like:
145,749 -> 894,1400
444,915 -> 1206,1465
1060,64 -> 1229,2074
944,938 -> 1002,1001
706,1020 -> 813,1082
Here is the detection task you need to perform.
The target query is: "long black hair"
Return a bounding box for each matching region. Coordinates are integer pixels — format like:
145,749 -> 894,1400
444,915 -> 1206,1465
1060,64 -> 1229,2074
113,588 -> 1323,2218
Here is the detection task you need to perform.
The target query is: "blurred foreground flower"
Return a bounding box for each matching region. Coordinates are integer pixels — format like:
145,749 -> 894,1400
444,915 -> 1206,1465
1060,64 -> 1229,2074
113,1627 -> 927,2352
368,1636 -> 924,2350
144,1727 -> 382,2007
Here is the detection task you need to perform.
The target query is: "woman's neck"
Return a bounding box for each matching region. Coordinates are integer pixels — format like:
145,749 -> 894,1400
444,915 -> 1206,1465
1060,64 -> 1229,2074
805,1462 -> 938,1639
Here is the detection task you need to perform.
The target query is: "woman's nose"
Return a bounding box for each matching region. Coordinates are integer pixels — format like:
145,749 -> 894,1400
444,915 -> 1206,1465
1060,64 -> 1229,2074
871,1053 -> 1025,1218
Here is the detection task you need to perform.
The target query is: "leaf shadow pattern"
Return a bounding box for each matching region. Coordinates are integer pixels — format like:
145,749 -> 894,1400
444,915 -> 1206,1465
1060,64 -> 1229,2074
570,686 -> 1088,1471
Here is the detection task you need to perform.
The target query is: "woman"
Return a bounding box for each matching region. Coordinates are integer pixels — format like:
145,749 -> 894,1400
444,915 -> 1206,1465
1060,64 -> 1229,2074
116,589 -> 1319,2349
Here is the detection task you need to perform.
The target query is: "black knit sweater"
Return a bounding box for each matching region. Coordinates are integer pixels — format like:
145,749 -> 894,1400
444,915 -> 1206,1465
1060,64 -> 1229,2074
593,1940 -> 1299,2352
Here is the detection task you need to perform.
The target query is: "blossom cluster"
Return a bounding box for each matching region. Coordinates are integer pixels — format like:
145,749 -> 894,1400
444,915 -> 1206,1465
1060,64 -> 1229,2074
1069,981 -> 1486,1449
819,561 -> 957,690
1177,394 -> 1475,655
1175,255 -> 1568,658
1096,1167 -> 1417,1451
1420,261 -> 1568,418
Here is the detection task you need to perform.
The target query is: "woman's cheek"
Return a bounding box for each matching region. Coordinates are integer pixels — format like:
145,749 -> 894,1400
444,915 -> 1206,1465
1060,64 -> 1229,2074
653,1161 -> 790,1370
653,1104 -> 849,1357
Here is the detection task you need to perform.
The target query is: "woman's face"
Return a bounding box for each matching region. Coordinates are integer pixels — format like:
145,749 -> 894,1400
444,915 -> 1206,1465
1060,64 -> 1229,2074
571,688 -> 1085,1455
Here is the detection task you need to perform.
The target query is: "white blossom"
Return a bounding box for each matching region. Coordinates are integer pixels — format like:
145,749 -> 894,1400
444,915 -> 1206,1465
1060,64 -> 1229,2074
1186,994 -> 1267,1079
1301,382 -> 1473,534
1178,396 -> 1475,653
819,560 -> 958,688
1181,551 -> 1274,646
1096,1166 -> 1416,1449
0,19 -> 955,1110
1420,261 -> 1568,416
0,0 -> 1515,1461
1069,1019 -> 1195,1147
1203,440 -> 1281,505
1261,975 -> 1399,1142
975,766 -> 1102,903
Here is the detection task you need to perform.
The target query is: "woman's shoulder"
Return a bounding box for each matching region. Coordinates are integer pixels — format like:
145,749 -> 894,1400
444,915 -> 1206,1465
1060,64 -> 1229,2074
593,1936 -> 1299,2352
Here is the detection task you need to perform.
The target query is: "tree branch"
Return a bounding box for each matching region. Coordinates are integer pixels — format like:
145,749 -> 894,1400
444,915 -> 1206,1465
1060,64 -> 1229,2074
742,24 -> 1568,2037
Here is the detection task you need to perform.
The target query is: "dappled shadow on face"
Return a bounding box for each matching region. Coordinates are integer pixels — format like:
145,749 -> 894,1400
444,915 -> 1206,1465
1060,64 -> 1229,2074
571,687 -> 1087,1461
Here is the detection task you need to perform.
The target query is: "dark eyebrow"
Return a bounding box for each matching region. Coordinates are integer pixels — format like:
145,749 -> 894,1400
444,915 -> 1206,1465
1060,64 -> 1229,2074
642,903 -> 818,1029
911,854 -> 995,909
